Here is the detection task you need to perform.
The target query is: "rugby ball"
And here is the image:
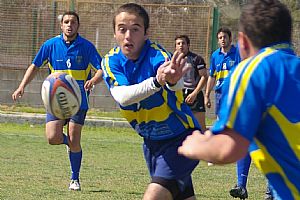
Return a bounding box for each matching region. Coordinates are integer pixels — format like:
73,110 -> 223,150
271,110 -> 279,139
41,72 -> 82,119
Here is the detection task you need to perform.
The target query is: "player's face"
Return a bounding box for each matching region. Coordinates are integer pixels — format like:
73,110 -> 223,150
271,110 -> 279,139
217,32 -> 231,49
114,12 -> 148,60
61,15 -> 79,41
175,38 -> 189,55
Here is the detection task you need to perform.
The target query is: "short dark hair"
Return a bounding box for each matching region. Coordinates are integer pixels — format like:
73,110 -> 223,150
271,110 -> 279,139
113,3 -> 149,34
175,35 -> 190,45
61,11 -> 80,24
239,0 -> 292,48
217,27 -> 232,39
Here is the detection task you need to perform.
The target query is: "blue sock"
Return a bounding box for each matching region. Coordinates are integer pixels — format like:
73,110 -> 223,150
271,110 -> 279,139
69,150 -> 82,181
62,134 -> 69,145
237,153 -> 251,187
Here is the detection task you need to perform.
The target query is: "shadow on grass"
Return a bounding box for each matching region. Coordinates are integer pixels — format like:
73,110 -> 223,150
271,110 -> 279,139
90,189 -> 111,193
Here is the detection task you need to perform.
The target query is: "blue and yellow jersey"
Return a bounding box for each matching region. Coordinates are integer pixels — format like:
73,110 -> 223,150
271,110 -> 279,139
102,39 -> 200,140
33,34 -> 102,110
212,43 -> 300,199
209,45 -> 238,92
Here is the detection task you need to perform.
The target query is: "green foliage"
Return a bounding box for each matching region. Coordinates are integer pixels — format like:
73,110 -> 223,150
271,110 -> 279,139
0,123 -> 268,199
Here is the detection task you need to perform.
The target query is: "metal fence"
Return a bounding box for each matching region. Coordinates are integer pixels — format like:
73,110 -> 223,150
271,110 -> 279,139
0,0 -> 212,69
0,0 -> 213,114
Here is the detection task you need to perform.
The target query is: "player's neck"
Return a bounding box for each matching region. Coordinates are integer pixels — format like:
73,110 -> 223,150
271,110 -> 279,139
63,34 -> 78,44
221,45 -> 232,53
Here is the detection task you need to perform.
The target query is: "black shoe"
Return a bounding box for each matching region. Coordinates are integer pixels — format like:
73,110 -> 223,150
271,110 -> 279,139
229,185 -> 248,199
264,187 -> 274,200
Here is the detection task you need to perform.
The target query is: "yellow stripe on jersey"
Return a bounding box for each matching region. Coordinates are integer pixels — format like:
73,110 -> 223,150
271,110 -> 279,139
227,58 -> 251,102
226,48 -> 275,128
103,48 -> 120,86
49,66 -> 92,81
174,89 -> 195,128
120,101 -> 173,123
150,43 -> 169,59
251,140 -> 299,199
269,105 -> 300,159
215,69 -> 229,80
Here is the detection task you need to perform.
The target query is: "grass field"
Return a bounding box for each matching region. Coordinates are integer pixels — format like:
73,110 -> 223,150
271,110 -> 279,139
0,123 -> 268,200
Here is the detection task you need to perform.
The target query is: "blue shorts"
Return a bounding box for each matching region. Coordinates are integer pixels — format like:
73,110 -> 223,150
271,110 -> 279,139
143,129 -> 199,192
46,109 -> 87,125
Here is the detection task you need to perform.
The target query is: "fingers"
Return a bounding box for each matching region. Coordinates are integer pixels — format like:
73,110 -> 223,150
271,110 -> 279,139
12,90 -> 22,101
204,130 -> 213,137
157,60 -> 171,85
84,80 -> 94,91
170,51 -> 186,70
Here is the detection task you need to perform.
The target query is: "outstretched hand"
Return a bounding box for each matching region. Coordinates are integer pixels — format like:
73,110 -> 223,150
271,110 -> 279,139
163,51 -> 190,84
156,51 -> 190,86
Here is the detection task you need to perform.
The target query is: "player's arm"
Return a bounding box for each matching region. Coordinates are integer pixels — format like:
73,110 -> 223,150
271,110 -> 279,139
204,76 -> 215,108
110,60 -> 172,106
162,51 -> 189,91
85,45 -> 104,91
12,64 -> 39,101
84,69 -> 103,91
178,128 -> 250,164
110,76 -> 162,107
195,68 -> 208,93
191,56 -> 208,95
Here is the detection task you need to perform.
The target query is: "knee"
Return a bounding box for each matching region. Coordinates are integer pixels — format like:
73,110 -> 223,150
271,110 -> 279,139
46,132 -> 63,145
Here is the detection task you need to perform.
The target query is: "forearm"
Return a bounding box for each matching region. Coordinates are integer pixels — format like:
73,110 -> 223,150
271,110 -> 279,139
110,77 -> 161,106
188,129 -> 250,164
194,75 -> 208,94
166,77 -> 184,91
205,76 -> 215,97
91,69 -> 103,85
19,64 -> 39,89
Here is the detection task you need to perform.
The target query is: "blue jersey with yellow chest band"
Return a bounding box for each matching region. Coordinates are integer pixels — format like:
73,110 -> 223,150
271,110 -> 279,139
209,45 -> 238,92
212,43 -> 300,199
102,39 -> 200,140
33,34 -> 102,110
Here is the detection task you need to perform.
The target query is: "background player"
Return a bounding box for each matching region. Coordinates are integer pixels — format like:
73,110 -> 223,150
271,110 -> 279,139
102,3 -> 200,200
12,11 -> 103,191
205,27 -> 238,118
175,35 -> 208,132
178,0 -> 300,199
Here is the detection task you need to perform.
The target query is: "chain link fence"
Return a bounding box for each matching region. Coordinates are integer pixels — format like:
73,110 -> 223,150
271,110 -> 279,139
0,0 -> 213,114
0,0 -> 212,69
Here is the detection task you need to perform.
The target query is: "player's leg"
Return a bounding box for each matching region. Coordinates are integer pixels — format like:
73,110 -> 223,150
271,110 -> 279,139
67,121 -> 83,191
215,92 -> 222,119
142,129 -> 199,200
194,90 -> 206,132
229,153 -> 251,199
45,113 -> 68,145
67,109 -> 87,191
143,177 -> 196,200
143,182 -> 173,200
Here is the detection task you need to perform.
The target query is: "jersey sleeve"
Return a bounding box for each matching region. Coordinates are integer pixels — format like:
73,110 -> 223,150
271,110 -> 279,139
194,55 -> 206,70
88,44 -> 102,71
101,53 -> 129,88
32,42 -> 49,68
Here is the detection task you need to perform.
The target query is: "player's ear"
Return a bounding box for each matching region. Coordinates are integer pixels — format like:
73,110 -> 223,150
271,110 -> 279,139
144,29 -> 149,40
238,32 -> 251,60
